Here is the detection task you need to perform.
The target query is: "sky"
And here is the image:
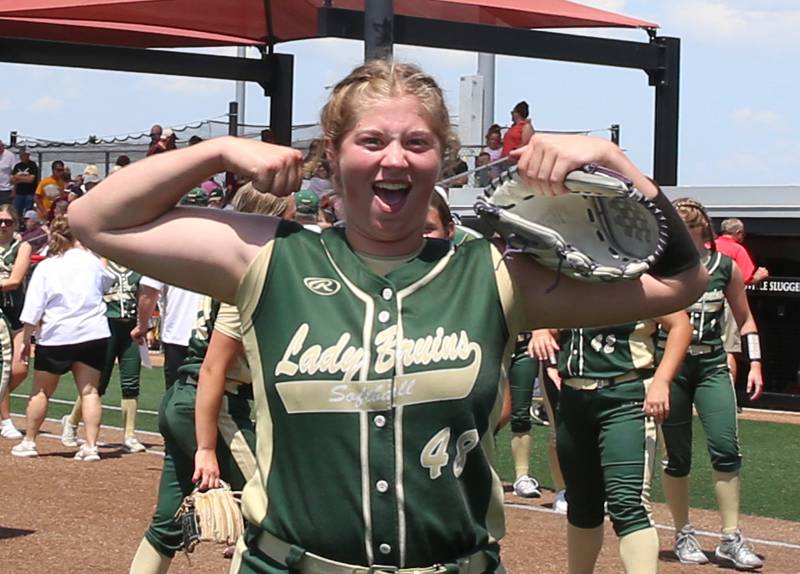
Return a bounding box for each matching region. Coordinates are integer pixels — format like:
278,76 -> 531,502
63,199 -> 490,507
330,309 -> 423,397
0,0 -> 797,186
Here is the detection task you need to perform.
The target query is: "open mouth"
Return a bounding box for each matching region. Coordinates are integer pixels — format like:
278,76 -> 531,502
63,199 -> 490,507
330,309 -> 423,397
373,181 -> 411,214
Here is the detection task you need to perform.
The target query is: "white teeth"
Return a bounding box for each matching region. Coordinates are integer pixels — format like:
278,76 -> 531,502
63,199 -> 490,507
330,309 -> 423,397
374,182 -> 410,191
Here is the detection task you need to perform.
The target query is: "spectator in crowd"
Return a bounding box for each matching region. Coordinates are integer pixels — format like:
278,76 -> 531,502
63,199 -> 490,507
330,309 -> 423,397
188,135 -> 204,146
0,205 -> 32,440
293,189 -> 321,230
146,124 -> 163,156
502,101 -> 535,158
148,128 -> 177,156
715,218 -> 769,395
441,142 -> 468,188
20,210 -> 48,256
483,124 -> 503,163
0,140 -> 16,204
474,151 -> 492,187
260,128 -> 275,143
11,215 -> 112,461
116,155 -> 131,168
11,148 -> 38,217
68,164 -> 102,202
302,138 -> 323,179
716,219 -> 768,285
34,160 -> 67,220
305,160 -> 333,197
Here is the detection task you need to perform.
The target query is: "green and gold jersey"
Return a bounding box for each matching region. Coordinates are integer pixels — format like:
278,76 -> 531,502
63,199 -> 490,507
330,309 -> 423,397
0,238 -> 23,312
659,251 -> 732,347
177,296 -> 252,399
176,295 -> 219,383
558,320 -> 658,379
236,224 -> 521,569
103,260 -> 141,320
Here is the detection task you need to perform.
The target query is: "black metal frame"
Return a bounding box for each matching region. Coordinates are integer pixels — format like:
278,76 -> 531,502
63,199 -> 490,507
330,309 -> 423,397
0,36 -> 294,145
321,6 -> 680,185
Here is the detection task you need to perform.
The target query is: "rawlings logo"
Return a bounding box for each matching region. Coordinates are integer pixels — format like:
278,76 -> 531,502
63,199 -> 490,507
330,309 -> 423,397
303,277 -> 341,296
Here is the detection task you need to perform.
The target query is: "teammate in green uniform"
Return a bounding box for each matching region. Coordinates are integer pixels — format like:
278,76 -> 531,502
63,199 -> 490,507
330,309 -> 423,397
660,199 -> 764,570
62,260 -> 146,452
129,186 -> 292,573
507,333 -> 541,498
533,310 -> 690,574
72,60 -> 707,574
0,204 -> 32,439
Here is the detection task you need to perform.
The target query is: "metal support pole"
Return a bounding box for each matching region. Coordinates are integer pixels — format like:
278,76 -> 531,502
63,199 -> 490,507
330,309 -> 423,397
610,124 -> 620,146
652,37 -> 680,186
477,53 -> 495,133
227,101 -> 239,190
364,0 -> 393,61
228,101 -> 239,137
104,151 -> 110,176
268,53 -> 294,146
235,46 -> 247,134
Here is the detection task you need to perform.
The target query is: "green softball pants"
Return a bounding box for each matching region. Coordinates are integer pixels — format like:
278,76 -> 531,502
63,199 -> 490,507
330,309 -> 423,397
98,318 -> 141,398
145,378 -> 256,557
509,340 -> 538,434
556,377 -> 657,537
661,348 -> 741,477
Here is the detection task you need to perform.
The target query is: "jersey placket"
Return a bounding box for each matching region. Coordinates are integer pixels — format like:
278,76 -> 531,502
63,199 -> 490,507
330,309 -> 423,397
367,282 -> 401,566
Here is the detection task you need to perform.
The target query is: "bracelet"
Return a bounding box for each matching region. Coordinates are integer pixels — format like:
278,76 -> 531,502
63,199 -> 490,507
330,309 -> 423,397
743,332 -> 761,362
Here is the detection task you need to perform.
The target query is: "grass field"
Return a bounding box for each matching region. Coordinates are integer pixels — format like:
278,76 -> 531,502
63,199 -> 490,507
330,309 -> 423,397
10,364 -> 800,523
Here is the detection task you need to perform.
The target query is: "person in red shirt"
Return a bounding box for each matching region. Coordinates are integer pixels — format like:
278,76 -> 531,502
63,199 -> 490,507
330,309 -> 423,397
501,101 -> 534,158
715,218 -> 768,397
715,219 -> 768,284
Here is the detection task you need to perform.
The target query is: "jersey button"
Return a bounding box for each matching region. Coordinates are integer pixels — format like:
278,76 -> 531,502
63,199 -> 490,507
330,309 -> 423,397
376,480 -> 389,493
379,543 -> 392,555
381,288 -> 393,300
572,350 -> 578,355
374,415 -> 386,428
378,310 -> 391,323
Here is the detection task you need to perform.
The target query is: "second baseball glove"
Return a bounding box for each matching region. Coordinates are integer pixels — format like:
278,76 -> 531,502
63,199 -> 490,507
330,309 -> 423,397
474,164 -> 667,281
175,481 -> 243,552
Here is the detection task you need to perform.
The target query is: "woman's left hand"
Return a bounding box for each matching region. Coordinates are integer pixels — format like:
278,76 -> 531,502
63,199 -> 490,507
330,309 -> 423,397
509,134 -> 617,197
643,380 -> 670,424
746,362 -> 764,401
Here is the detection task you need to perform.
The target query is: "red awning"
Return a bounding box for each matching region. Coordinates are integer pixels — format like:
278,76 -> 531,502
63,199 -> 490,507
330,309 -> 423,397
0,0 -> 657,48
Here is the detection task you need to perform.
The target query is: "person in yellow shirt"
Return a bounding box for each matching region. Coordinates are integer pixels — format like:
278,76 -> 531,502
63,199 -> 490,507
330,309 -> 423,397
34,160 -> 67,220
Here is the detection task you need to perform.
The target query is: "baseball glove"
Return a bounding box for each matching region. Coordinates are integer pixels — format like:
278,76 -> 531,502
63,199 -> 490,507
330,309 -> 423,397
474,164 -> 667,281
175,481 -> 243,552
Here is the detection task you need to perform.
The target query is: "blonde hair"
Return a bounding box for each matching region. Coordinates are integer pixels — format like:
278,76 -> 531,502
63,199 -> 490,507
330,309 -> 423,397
48,215 -> 76,256
673,197 -> 716,251
320,60 -> 455,155
231,182 -> 292,217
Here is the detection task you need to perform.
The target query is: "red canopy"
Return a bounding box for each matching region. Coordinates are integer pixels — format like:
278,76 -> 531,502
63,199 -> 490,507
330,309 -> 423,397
0,0 -> 657,48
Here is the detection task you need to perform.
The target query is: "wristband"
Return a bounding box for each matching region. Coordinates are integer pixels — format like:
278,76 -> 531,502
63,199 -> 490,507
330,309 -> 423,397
744,332 -> 761,362
648,190 -> 701,278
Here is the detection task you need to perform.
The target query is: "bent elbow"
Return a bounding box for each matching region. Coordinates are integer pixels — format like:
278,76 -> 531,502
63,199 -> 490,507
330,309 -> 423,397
68,197 -> 96,244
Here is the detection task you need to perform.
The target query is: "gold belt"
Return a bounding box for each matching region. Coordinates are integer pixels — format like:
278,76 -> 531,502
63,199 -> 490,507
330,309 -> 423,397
564,370 -> 641,391
254,529 -> 490,574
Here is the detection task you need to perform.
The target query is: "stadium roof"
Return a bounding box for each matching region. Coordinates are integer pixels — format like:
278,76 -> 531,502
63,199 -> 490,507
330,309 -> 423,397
0,0 -> 657,48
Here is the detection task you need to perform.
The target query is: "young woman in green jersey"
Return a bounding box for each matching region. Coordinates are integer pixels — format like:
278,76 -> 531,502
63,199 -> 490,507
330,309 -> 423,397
0,204 -> 32,439
71,61 -> 706,574
532,309 -> 691,574
660,198 -> 764,571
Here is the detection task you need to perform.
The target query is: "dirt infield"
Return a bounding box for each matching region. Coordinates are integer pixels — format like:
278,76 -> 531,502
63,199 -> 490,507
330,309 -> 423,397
1,416 -> 799,573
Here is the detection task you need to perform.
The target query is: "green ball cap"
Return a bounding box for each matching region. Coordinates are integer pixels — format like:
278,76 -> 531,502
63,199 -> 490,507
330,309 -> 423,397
294,189 -> 319,214
180,187 -> 209,207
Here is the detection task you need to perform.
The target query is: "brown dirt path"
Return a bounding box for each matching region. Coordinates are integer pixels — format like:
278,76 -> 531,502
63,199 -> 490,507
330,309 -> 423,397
1,416 -> 798,573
